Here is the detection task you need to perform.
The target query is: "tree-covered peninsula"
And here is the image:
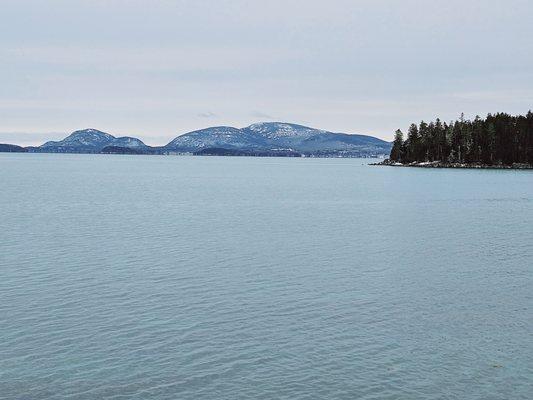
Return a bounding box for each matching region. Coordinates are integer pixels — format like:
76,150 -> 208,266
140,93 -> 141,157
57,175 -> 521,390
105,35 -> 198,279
383,112 -> 533,168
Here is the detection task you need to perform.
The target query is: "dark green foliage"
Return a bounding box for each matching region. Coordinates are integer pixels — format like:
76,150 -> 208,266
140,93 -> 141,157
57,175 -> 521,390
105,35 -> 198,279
390,112 -> 533,165
389,129 -> 404,161
100,146 -> 143,155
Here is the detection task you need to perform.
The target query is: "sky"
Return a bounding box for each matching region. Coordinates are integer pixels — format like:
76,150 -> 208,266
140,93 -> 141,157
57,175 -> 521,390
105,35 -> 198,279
1,0 -> 532,145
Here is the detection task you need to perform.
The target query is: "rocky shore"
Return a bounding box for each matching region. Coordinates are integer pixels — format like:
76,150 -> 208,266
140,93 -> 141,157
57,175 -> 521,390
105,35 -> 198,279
371,159 -> 533,169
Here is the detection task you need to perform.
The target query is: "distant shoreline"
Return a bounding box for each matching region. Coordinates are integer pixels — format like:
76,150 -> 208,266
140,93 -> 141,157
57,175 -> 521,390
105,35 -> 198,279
0,148 -> 388,159
0,143 -> 388,159
371,159 -> 533,170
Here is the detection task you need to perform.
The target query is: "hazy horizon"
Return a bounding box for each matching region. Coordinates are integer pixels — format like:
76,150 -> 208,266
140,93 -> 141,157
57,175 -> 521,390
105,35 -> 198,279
0,120 -> 396,147
2,0 -> 532,146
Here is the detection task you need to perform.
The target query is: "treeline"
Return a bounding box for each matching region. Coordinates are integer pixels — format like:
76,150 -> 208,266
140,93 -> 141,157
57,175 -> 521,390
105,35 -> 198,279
390,112 -> 533,165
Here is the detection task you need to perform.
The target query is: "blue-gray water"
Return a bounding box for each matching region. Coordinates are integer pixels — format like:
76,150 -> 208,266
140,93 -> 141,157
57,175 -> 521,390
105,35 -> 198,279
1,154 -> 532,400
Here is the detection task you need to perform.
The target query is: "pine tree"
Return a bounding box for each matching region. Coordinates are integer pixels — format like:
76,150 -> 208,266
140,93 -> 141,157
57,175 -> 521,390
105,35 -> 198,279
390,129 -> 404,162
406,124 -> 419,162
388,112 -> 533,166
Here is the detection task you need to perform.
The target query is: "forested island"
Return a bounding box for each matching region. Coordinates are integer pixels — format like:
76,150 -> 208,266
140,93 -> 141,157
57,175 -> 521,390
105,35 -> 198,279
378,112 -> 533,168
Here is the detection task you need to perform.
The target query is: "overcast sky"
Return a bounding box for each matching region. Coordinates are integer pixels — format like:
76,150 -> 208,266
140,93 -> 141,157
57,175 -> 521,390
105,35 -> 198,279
1,0 -> 532,145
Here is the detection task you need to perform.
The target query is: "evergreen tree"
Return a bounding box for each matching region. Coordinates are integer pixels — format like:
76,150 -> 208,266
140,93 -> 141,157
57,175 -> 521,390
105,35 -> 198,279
405,124 -> 419,162
390,129 -> 404,161
388,112 -> 533,166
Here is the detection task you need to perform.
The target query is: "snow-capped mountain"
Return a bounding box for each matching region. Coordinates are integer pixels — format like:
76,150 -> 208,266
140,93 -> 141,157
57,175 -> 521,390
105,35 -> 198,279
164,122 -> 391,156
246,122 -> 325,140
111,136 -> 147,148
39,129 -> 147,153
164,126 -> 264,151
25,123 -> 391,157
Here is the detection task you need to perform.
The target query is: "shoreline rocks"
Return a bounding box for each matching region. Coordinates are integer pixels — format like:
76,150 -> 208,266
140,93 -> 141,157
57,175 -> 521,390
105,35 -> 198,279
371,159 -> 533,169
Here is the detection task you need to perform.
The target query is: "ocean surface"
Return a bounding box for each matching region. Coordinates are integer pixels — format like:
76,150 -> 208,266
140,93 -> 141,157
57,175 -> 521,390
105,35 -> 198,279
1,153 -> 532,400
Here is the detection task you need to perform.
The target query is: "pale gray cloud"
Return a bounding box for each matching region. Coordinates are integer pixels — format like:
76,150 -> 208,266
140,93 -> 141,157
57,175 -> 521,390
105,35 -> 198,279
250,111 -> 276,120
197,112 -> 218,118
1,0 -> 532,142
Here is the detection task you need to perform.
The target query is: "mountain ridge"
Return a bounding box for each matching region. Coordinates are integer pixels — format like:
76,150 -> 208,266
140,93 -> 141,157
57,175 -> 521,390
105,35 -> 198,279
1,123 -> 391,157
38,129 -> 148,153
163,122 -> 391,156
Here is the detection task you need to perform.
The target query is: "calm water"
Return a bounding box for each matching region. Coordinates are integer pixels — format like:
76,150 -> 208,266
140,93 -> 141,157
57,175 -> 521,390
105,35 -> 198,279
1,154 -> 532,400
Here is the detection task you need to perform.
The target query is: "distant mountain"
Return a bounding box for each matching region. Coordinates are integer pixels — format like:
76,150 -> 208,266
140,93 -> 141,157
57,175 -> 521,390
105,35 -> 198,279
0,143 -> 28,152
16,123 -> 390,157
164,126 -> 256,151
164,122 -> 391,157
38,129 -> 148,153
